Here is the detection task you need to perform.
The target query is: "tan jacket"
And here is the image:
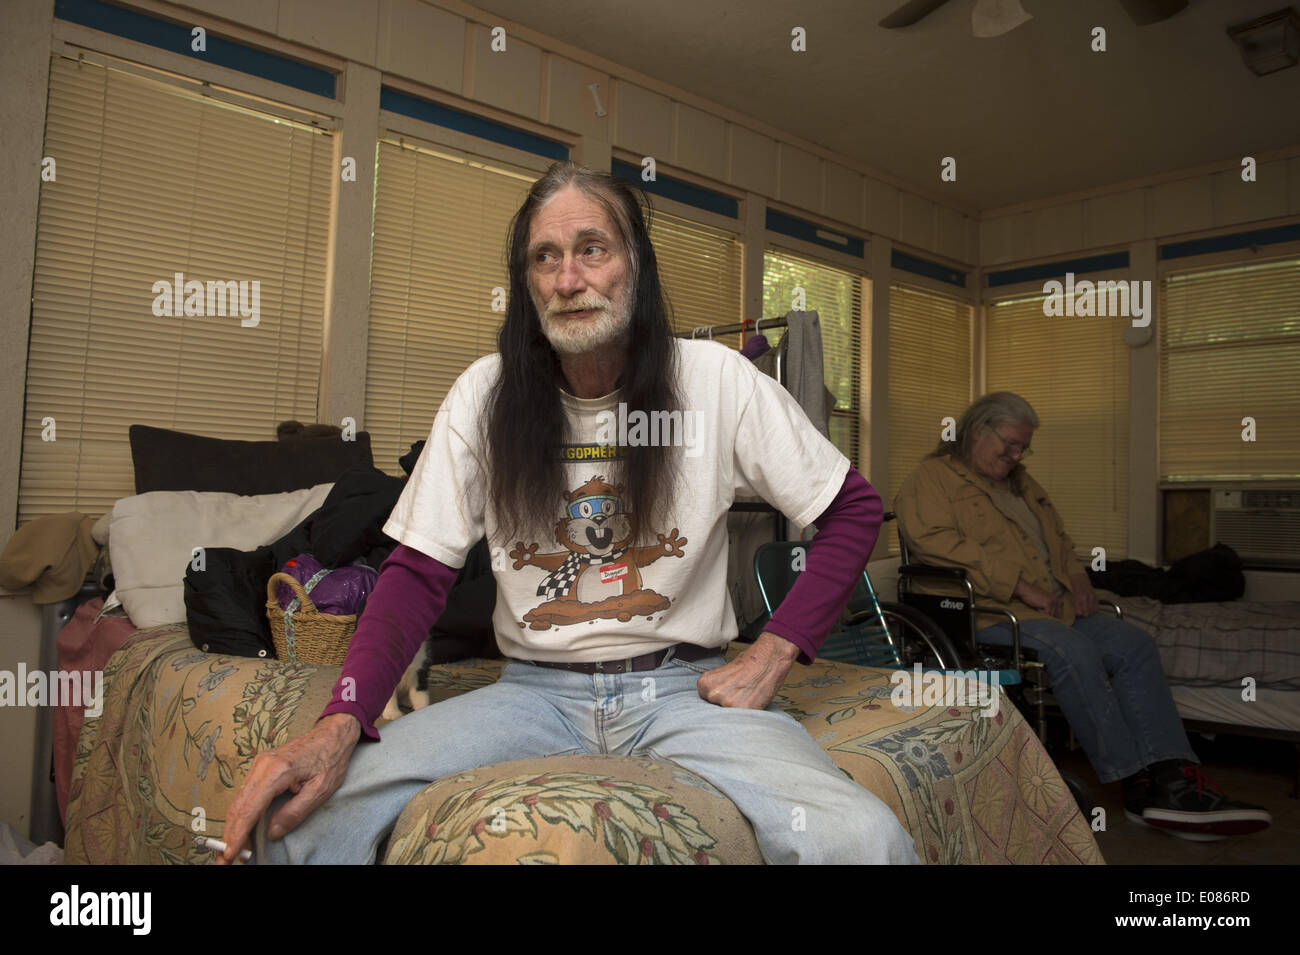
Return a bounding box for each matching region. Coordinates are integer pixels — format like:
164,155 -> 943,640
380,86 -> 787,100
893,454 -> 1088,626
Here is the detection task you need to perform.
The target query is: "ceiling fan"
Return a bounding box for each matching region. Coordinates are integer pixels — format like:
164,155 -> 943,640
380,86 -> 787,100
879,0 -> 1190,35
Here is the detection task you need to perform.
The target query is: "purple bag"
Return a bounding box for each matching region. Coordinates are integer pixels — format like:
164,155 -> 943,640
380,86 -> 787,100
274,554 -> 378,616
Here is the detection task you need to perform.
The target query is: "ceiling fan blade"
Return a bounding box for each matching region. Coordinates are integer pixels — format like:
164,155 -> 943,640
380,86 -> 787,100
879,0 -> 954,29
972,0 -> 1033,38
1118,0 -> 1190,26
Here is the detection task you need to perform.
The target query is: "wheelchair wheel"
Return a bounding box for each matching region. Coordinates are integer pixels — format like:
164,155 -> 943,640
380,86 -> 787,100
876,602 -> 966,672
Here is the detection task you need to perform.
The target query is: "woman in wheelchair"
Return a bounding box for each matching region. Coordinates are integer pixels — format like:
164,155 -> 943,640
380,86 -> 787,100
893,391 -> 1270,842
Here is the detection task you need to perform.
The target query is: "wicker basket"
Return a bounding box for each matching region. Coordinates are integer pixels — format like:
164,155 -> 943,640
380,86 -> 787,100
266,571 -> 357,665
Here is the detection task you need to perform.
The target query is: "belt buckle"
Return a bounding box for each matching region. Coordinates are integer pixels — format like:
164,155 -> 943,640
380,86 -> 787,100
595,657 -> 636,674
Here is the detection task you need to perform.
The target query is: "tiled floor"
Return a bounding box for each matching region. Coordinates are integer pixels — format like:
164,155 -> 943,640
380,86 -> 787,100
1049,732 -> 1300,864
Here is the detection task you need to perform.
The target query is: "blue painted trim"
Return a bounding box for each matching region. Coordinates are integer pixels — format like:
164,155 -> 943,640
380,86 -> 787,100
610,160 -> 738,218
891,249 -> 966,288
987,251 -> 1130,288
55,0 -> 336,98
1161,223 -> 1300,260
765,209 -> 865,258
380,88 -> 567,161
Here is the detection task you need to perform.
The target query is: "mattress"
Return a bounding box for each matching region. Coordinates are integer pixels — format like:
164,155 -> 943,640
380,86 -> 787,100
1099,592 -> 1300,691
1170,684 -> 1300,734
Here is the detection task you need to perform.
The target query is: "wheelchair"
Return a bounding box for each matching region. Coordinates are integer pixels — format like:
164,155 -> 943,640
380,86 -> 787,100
887,512 -> 1125,816
751,527 -> 1119,817
753,538 -> 966,673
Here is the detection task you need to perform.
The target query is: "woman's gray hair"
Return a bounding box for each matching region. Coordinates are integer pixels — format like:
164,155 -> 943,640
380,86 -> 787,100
929,391 -> 1040,472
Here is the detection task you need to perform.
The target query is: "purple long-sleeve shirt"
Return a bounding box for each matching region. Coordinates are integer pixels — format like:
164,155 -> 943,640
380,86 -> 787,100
319,466 -> 883,741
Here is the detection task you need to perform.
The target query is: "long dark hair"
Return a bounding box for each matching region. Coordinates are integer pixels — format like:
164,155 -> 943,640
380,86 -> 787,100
484,162 -> 680,544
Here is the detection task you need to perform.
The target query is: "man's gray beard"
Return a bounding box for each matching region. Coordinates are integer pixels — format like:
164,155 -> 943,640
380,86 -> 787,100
539,292 -> 633,356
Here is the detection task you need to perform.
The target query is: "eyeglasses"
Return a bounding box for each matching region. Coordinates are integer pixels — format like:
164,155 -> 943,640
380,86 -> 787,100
994,430 -> 1033,458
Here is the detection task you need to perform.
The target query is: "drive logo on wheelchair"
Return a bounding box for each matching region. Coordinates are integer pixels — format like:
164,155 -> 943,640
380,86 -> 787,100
888,663 -> 1002,718
938,599 -> 966,611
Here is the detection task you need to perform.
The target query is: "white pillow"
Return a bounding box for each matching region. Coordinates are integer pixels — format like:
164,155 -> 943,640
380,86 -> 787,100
109,484 -> 333,628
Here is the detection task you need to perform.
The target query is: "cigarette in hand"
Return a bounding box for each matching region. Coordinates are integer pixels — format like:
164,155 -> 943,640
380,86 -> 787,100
195,836 -> 252,862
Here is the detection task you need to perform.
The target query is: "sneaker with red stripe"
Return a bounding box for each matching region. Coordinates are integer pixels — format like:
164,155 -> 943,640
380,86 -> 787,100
1127,761 -> 1271,841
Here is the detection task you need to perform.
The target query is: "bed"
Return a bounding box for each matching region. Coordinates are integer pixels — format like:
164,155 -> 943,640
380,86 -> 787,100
59,608 -> 1102,864
1097,590 -> 1300,793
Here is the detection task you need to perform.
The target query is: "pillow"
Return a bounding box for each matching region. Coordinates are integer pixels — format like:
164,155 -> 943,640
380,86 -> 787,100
109,484 -> 333,628
129,424 -> 372,496
868,555 -> 902,603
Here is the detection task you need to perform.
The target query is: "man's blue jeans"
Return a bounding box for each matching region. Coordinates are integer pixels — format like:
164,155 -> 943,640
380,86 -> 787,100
256,652 -> 920,864
976,613 -> 1197,784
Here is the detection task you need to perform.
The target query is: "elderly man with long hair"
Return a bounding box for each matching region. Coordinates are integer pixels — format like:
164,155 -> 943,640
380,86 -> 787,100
218,161 -> 918,864
894,392 -> 1271,841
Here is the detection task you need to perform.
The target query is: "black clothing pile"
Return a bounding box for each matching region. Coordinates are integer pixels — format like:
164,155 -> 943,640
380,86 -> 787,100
1086,543 -> 1246,604
183,447 -> 496,661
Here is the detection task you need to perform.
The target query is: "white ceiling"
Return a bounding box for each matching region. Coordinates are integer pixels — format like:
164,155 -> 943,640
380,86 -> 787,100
466,0 -> 1300,210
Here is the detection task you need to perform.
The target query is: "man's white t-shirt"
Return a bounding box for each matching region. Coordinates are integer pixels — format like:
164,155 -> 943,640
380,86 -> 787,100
384,338 -> 848,662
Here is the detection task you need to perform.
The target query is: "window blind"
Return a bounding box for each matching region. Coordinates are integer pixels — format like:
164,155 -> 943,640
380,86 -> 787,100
1160,257 -> 1300,481
887,283 -> 972,553
21,55 -> 332,523
647,210 -> 743,339
985,292 -> 1130,558
761,248 -> 866,467
364,140 -> 537,475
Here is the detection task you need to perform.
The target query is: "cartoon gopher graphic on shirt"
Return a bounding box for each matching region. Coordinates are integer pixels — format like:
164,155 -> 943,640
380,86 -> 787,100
509,475 -> 687,630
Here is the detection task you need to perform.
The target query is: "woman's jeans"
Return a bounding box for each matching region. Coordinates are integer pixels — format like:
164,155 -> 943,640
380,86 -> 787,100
976,612 -> 1197,783
255,652 -> 920,864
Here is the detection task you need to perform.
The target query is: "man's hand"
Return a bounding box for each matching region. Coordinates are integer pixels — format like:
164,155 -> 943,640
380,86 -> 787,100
1013,578 -> 1063,618
217,712 -> 361,864
696,631 -> 800,710
1070,572 -> 1099,617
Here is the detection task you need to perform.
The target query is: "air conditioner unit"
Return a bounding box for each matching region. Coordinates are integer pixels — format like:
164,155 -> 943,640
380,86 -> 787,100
1212,488 -> 1300,568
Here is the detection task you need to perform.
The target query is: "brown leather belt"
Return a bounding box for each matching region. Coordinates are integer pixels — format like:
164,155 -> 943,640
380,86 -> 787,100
519,643 -> 720,674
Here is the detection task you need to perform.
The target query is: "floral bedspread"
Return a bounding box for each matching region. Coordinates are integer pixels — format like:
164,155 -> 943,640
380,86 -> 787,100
63,625 -> 1101,864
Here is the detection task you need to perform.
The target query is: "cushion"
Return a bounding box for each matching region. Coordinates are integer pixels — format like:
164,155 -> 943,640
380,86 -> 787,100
383,754 -> 763,865
129,424 -> 372,496
109,484 -> 332,627
868,555 -> 902,602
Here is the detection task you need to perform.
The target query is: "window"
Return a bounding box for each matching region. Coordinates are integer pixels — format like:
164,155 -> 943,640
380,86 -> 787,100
21,55 -> 332,522
985,293 -> 1129,557
887,284 -> 972,552
364,140 -> 537,476
647,210 -> 743,339
761,249 -> 866,466
1160,257 -> 1300,481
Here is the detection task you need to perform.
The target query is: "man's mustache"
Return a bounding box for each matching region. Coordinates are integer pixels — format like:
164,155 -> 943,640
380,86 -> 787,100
543,294 -> 611,320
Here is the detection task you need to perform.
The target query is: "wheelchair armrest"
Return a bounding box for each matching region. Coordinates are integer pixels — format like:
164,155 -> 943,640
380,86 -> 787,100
973,605 -> 1022,672
1100,599 -> 1123,620
842,608 -> 875,627
898,564 -> 968,581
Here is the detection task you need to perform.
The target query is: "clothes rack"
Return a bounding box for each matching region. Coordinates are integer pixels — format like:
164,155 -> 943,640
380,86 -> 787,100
677,316 -> 789,341
681,317 -> 792,539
